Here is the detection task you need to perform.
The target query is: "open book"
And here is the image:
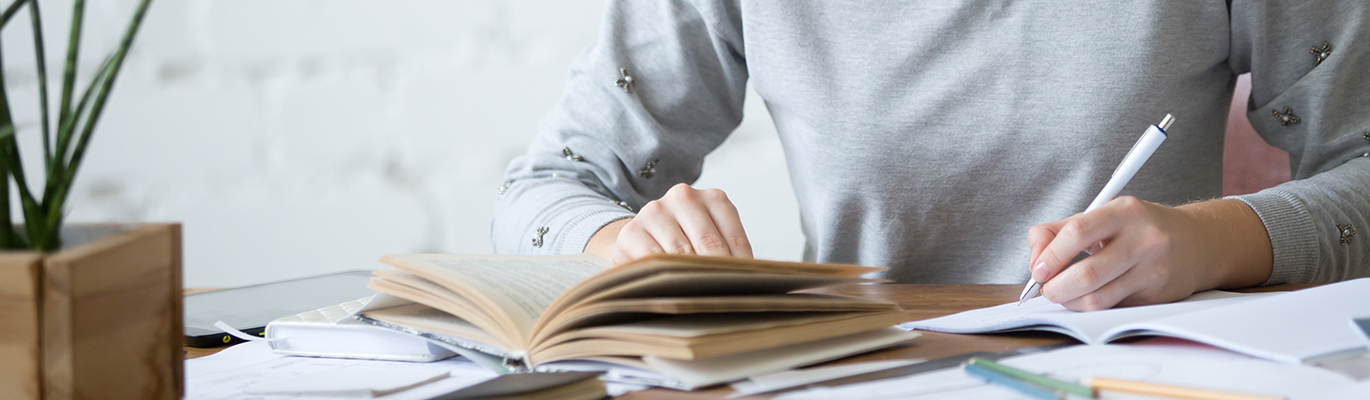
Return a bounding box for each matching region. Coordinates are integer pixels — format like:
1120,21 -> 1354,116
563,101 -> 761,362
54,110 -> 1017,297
354,254 -> 916,389
901,278 -> 1370,364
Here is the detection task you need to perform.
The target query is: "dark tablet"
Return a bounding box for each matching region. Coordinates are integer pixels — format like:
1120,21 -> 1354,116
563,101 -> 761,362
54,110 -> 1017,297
184,270 -> 377,348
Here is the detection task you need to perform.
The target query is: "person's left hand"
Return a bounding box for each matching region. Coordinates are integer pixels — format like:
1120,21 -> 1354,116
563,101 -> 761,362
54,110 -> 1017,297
1026,196 -> 1272,311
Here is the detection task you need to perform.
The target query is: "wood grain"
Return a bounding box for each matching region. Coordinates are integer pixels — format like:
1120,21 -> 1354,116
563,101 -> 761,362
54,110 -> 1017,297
0,253 -> 46,400
43,224 -> 183,400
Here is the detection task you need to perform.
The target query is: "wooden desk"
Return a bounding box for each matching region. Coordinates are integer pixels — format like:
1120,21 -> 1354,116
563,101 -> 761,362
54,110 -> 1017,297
184,283 -> 1313,399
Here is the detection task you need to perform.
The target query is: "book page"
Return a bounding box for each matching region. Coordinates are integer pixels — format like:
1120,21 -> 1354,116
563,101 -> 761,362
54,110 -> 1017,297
380,254 -> 612,345
900,290 -> 1272,344
577,311 -> 895,338
642,328 -> 921,390
533,294 -> 896,344
535,256 -> 887,335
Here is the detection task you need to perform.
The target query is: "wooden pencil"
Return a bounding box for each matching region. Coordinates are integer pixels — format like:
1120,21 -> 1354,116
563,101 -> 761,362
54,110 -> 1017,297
1083,377 -> 1284,400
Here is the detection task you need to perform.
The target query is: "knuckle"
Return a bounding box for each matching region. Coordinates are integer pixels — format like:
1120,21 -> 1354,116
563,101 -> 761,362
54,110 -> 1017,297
1115,196 -> 1146,215
693,233 -> 727,251
666,239 -> 694,255
665,184 -> 695,200
727,235 -> 751,250
1140,230 -> 1171,254
1061,220 -> 1089,241
1073,263 -> 1102,289
1148,262 -> 1172,282
640,200 -> 664,214
701,188 -> 729,203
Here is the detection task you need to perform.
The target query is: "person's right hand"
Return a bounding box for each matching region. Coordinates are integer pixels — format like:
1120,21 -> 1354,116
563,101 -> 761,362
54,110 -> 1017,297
585,183 -> 753,264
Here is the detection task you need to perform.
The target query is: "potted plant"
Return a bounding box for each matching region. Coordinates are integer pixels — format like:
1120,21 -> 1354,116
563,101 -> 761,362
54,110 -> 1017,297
0,1 -> 181,400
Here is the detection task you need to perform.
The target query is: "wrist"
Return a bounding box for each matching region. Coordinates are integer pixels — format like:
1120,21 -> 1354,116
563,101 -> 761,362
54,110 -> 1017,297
584,218 -> 631,261
1176,199 -> 1273,290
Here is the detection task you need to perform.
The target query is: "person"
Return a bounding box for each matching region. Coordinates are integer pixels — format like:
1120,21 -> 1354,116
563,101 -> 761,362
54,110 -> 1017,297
493,1 -> 1370,311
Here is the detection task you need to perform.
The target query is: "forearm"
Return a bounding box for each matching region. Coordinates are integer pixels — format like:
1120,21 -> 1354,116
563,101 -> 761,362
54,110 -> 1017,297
1176,199 -> 1272,290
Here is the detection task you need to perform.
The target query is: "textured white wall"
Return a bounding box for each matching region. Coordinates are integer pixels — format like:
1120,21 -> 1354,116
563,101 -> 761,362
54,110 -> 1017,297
0,0 -> 803,287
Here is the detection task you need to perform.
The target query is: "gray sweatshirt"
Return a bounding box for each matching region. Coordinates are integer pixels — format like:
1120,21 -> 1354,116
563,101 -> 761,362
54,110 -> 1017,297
493,1 -> 1370,285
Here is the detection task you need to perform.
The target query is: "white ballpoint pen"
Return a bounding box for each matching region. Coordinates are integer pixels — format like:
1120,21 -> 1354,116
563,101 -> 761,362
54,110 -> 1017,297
1018,114 -> 1176,306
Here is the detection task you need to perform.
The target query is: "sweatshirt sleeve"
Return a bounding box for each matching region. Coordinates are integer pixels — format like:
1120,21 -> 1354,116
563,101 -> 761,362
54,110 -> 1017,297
1227,1 -> 1370,284
491,0 -> 748,255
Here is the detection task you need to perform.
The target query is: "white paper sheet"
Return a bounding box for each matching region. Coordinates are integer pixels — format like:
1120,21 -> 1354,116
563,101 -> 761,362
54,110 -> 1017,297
777,338 -> 1354,400
899,290 -> 1267,343
728,359 -> 923,398
1290,379 -> 1370,399
243,368 -> 450,397
904,278 -> 1370,364
186,341 -> 498,400
1115,278 -> 1370,363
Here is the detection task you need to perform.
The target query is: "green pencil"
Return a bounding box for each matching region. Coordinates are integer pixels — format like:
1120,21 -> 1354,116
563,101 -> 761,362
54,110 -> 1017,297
968,357 -> 1096,398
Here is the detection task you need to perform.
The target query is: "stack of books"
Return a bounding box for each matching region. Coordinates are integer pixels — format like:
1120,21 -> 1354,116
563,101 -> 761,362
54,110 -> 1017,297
269,253 -> 919,390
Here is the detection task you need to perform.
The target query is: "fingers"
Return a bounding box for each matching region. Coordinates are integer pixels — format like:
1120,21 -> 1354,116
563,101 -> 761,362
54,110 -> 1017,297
1031,196 -> 1193,311
702,190 -> 752,258
634,201 -> 695,255
663,191 -> 733,257
1027,219 -> 1067,275
1031,200 -> 1133,282
611,221 -> 664,264
611,184 -> 752,263
1041,240 -> 1135,304
1058,265 -> 1153,312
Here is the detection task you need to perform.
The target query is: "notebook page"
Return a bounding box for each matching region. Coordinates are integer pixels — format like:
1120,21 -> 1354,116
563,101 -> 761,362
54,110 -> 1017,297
1109,277 -> 1370,364
900,290 -> 1270,344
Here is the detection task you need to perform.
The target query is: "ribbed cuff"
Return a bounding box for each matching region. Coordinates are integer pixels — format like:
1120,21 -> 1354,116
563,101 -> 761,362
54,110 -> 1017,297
492,177 -> 636,256
553,205 -> 635,255
1228,190 -> 1319,285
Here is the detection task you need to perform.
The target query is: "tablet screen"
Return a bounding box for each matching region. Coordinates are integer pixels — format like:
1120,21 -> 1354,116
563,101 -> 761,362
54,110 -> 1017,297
184,270 -> 377,346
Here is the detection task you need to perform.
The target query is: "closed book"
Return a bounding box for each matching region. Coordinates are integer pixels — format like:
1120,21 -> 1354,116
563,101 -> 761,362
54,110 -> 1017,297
266,296 -> 454,362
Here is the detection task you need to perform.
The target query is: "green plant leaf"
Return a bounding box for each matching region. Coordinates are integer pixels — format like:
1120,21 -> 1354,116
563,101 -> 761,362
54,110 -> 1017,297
29,0 -> 51,171
53,0 -> 83,159
0,0 -> 30,29
47,0 -> 154,235
0,125 -> 47,249
43,55 -> 107,213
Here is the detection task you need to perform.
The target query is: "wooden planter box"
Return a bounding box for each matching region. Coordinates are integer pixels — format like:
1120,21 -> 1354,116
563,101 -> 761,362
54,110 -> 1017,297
0,224 -> 182,400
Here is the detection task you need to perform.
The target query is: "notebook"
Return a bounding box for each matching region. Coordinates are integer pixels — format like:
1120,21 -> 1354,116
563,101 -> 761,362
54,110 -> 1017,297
901,277 -> 1370,364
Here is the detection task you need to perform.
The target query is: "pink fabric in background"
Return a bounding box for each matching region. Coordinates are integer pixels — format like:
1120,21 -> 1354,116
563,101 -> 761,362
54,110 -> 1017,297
1223,74 -> 1292,196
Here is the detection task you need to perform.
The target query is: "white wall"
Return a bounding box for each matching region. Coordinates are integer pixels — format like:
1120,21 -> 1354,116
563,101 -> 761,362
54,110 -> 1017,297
0,0 -> 803,287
